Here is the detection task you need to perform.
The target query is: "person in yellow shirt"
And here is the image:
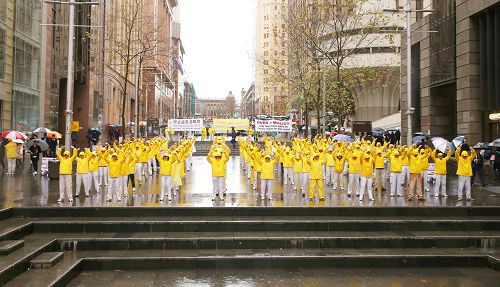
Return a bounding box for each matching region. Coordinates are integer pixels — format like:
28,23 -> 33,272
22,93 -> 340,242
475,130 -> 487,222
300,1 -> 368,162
201,127 -> 207,141
308,153 -> 325,201
135,145 -> 150,185
419,147 -> 432,192
56,147 -> 78,202
157,152 -> 174,201
301,151 -> 312,196
347,152 -> 361,197
292,152 -> 303,192
280,149 -> 294,185
408,148 -> 425,201
387,151 -> 403,197
126,151 -> 137,192
325,149 -> 335,186
207,149 -> 229,201
4,139 -> 17,175
431,149 -> 451,197
75,150 -> 91,197
105,152 -> 125,202
455,145 -> 476,201
374,151 -> 386,192
208,126 -> 215,141
332,153 -> 346,191
88,152 -> 100,193
260,155 -> 277,200
359,153 -> 375,201
97,147 -> 109,186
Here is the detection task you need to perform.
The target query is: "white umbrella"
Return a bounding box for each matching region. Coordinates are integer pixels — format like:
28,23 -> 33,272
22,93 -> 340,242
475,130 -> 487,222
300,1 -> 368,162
452,136 -> 465,148
333,134 -> 352,143
12,139 -> 24,144
489,138 -> 500,148
431,137 -> 453,153
33,127 -> 52,134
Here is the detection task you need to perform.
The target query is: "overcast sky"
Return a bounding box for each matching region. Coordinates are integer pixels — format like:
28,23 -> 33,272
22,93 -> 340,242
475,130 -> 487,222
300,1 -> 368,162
180,0 -> 256,102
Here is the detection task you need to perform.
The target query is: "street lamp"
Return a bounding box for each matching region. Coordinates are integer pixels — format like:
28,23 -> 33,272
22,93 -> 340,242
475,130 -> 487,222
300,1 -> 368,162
384,0 -> 434,146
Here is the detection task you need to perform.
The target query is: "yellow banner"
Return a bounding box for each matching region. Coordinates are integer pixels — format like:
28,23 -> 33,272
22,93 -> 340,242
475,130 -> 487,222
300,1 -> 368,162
213,118 -> 249,132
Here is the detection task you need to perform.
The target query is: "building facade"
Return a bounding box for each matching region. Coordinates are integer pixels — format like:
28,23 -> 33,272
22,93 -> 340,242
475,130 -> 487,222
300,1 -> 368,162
195,92 -> 236,120
255,0 -> 289,116
401,0 -> 500,144
241,83 -> 256,118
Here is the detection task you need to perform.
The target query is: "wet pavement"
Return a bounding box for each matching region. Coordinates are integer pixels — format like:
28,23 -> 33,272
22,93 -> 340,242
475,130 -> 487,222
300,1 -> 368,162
1,156 -> 499,208
66,267 -> 500,287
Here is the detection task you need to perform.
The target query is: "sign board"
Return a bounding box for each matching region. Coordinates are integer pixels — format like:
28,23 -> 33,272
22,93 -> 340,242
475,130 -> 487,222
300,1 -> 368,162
351,121 -> 372,134
168,118 -> 204,131
489,113 -> 500,121
255,119 -> 293,132
213,118 -> 249,132
71,121 -> 80,132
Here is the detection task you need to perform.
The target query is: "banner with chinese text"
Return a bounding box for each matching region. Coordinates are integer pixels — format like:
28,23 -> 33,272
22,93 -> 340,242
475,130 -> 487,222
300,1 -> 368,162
167,119 -> 204,131
255,119 -> 292,132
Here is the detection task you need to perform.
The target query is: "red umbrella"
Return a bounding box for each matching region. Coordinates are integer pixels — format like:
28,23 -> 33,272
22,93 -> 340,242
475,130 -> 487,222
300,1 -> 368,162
1,130 -> 28,140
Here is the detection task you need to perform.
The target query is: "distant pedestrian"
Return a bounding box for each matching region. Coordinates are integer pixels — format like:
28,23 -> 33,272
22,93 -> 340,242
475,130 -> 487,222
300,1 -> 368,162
28,141 -> 42,176
471,150 -> 486,187
4,139 -> 17,175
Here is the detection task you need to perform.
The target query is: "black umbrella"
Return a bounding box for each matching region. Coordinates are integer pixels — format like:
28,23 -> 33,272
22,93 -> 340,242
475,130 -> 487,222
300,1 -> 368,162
88,129 -> 101,138
412,135 -> 426,145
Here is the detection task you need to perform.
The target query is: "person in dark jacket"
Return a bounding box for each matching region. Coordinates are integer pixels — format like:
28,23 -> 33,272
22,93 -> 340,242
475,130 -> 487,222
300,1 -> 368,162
28,141 -> 42,176
471,150 -> 485,187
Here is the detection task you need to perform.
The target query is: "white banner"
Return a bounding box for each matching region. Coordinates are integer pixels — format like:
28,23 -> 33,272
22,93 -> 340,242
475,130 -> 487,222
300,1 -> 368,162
255,119 -> 293,132
168,119 -> 204,131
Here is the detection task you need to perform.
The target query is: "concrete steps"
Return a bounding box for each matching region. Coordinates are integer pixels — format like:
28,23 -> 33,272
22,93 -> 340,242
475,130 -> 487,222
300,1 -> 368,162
0,240 -> 24,256
0,206 -> 500,286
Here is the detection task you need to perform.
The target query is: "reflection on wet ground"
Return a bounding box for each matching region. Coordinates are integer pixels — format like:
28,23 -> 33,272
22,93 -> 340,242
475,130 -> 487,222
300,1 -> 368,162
67,267 -> 500,287
1,156 -> 499,208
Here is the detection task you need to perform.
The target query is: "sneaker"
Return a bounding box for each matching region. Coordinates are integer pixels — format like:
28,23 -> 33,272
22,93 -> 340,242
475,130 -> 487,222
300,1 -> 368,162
57,198 -> 63,203
457,197 -> 463,201
74,194 -> 79,198
132,187 -> 136,191
441,194 -> 448,197
268,197 -> 273,200
117,198 -> 121,202
434,194 -> 439,197
168,198 -> 172,202
390,194 -> 395,197
417,197 -> 425,201
69,198 -> 74,202
369,197 -> 374,201
86,194 -> 90,198
160,198 -> 164,202
106,198 -> 112,202
319,198 -> 325,201
260,196 -> 264,200
347,194 -> 351,198
309,198 -> 314,201
467,197 -> 474,201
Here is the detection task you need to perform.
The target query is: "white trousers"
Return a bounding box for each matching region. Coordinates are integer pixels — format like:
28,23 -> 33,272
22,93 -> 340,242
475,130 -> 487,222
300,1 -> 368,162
135,163 -> 146,183
348,173 -> 360,195
390,172 -> 402,196
161,175 -> 172,199
148,158 -> 157,174
90,171 -> 100,192
321,165 -> 326,179
435,174 -> 447,196
457,176 -> 471,199
120,176 -> 128,195
76,173 -> 90,196
359,176 -> 374,200
332,171 -> 344,190
283,167 -> 293,184
260,179 -> 273,198
293,172 -> 301,189
59,174 -> 72,200
301,172 -> 310,192
401,166 -> 410,186
98,166 -> 108,185
107,177 -> 120,201
325,166 -> 334,184
421,170 -> 429,190
212,176 -> 225,196
7,158 -> 16,174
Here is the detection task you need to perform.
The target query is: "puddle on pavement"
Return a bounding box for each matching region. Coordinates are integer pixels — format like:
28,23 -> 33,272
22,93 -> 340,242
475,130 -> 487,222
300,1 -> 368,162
67,267 -> 500,286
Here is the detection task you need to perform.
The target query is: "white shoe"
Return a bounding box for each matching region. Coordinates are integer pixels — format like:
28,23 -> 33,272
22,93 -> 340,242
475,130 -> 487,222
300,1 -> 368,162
168,198 -> 172,202
434,194 -> 439,197
268,197 -> 273,200
69,198 -> 73,202
57,198 -> 63,203
160,198 -> 164,202
369,197 -> 374,201
442,194 -> 448,197
132,187 -> 136,191
458,197 -> 463,201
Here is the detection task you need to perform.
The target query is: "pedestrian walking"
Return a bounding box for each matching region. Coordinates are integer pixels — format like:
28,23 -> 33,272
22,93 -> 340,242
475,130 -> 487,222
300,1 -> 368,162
5,139 -> 17,175
28,141 -> 42,175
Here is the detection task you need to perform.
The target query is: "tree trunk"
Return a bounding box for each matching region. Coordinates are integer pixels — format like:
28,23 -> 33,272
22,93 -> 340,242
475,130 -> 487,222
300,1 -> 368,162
304,102 -> 309,139
121,59 -> 130,140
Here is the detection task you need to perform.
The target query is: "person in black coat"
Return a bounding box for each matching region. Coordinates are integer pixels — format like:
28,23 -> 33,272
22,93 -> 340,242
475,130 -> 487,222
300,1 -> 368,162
28,141 -> 42,175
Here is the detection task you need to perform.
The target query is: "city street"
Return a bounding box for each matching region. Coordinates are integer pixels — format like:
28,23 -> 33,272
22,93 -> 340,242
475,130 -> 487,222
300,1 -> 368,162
1,155 -> 499,208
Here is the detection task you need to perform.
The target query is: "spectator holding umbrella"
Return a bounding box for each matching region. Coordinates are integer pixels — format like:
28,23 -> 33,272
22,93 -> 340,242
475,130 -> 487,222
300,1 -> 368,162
471,148 -> 486,187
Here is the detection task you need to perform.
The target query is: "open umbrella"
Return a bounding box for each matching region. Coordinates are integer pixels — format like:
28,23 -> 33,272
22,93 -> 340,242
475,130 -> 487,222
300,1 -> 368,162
372,127 -> 385,137
28,139 -> 48,151
333,134 -> 352,143
489,138 -> 500,148
1,130 -> 28,140
431,137 -> 453,153
33,127 -> 52,134
12,139 -> 24,144
412,135 -> 426,145
453,136 -> 465,148
48,131 -> 62,139
26,139 -> 49,151
473,142 -> 490,149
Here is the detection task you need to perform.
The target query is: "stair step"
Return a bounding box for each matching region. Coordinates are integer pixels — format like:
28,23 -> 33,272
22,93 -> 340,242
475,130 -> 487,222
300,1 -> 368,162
30,252 -> 64,269
0,240 -> 24,255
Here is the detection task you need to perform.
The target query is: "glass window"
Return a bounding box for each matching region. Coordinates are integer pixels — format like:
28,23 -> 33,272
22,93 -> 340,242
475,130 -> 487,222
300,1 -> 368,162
15,0 -> 42,40
13,37 -> 40,89
13,90 -> 39,131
